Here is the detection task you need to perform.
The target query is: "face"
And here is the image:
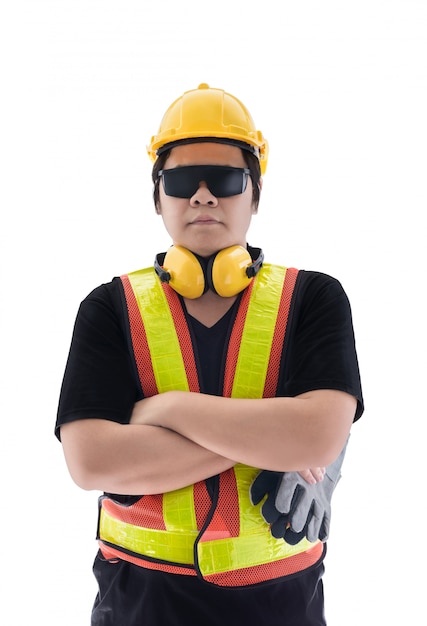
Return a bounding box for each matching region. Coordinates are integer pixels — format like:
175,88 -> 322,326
157,143 -> 258,257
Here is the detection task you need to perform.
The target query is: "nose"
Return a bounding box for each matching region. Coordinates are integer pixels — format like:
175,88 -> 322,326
190,181 -> 218,207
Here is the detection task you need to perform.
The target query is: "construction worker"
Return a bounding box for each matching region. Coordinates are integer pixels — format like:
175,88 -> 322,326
56,83 -> 363,625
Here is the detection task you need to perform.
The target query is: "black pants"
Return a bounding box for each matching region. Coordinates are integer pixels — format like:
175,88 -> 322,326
91,552 -> 326,626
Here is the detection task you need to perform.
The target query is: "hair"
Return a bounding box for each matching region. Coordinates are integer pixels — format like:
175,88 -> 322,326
151,147 -> 262,213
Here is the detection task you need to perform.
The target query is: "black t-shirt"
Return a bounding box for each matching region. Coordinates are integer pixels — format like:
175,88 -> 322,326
55,267 -> 363,626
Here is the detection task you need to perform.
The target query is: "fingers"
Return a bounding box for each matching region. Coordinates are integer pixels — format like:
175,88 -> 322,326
297,467 -> 325,484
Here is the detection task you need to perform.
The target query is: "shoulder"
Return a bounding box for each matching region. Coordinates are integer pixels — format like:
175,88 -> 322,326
267,264 -> 344,294
293,269 -> 351,311
265,264 -> 349,306
79,266 -> 152,315
284,269 -> 357,336
296,269 -> 346,295
78,278 -> 123,321
76,265 -> 156,326
76,273 -> 136,332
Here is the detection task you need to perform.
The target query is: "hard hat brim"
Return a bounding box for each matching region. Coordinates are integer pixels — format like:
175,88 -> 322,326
156,137 -> 260,158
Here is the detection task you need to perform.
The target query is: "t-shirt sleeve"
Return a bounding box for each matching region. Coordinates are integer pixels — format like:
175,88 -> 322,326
282,271 -> 364,421
55,280 -> 140,440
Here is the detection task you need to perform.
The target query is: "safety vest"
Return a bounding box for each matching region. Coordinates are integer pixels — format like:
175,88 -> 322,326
97,264 -> 325,587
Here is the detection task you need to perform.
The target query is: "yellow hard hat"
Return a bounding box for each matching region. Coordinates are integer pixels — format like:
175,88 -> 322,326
147,83 -> 269,175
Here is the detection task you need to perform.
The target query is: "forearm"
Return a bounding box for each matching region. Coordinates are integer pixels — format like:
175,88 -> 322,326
138,389 -> 356,471
60,418 -> 235,495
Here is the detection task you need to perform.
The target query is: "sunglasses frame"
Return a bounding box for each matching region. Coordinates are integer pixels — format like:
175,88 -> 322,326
158,165 -> 251,199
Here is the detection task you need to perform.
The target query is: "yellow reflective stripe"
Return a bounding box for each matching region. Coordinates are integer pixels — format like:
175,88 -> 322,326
234,464 -> 265,531
163,485 -> 197,531
232,265 -> 287,398
99,507 -> 196,564
198,528 -> 315,576
127,268 -> 189,393
197,464 -> 317,576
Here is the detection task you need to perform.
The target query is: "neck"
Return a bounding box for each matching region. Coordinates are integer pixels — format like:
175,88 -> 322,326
184,290 -> 238,328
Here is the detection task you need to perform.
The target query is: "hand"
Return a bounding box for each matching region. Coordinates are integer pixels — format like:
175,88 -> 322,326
250,468 -> 324,544
297,467 -> 325,485
250,439 -> 349,544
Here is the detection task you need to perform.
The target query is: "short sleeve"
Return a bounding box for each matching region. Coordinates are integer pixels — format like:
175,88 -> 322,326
55,280 -> 140,440
282,271 -> 364,421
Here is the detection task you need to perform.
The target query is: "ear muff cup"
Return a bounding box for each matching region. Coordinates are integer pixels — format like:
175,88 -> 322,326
207,246 -> 253,297
162,245 -> 206,299
155,245 -> 262,299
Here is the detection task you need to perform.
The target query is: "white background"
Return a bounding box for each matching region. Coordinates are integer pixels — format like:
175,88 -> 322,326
1,1 -> 426,624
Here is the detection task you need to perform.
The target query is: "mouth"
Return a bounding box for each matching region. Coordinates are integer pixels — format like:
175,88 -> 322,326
190,215 -> 220,225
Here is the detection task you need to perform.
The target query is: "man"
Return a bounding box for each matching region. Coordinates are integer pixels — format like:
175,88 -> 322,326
56,83 -> 363,624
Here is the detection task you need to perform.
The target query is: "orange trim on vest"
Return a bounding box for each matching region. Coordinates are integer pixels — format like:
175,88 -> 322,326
264,267 -> 298,397
121,274 -> 158,397
122,275 -> 200,396
223,280 -> 253,398
223,267 -> 298,398
162,284 -> 200,393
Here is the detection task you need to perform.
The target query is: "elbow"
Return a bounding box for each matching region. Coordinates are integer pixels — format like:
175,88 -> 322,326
319,445 -> 345,469
314,416 -> 354,468
59,420 -> 110,492
73,469 -> 100,492
63,451 -> 103,492
293,394 -> 355,469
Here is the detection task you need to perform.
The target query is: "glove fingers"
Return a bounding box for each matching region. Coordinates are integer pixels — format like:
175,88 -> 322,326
284,525 -> 308,545
250,471 -> 282,505
288,485 -> 312,531
305,498 -> 324,540
307,513 -> 322,543
261,495 -> 282,524
287,483 -> 306,517
275,477 -> 294,513
270,514 -> 290,539
319,514 -> 330,542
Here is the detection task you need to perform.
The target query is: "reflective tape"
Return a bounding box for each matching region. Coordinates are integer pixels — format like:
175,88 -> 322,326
127,268 -> 189,393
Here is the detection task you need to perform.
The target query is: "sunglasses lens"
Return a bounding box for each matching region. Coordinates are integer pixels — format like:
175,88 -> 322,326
160,166 -> 249,198
207,168 -> 248,197
161,168 -> 198,198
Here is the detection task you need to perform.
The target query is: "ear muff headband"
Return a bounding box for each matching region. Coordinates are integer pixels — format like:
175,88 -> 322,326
154,245 -> 264,299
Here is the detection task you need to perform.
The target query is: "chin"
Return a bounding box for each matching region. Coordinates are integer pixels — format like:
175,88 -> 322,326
180,241 -> 220,258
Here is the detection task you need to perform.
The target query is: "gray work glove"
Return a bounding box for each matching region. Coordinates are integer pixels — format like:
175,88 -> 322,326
251,438 -> 349,544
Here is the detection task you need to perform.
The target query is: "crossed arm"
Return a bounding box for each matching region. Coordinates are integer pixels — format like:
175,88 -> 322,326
60,389 -> 355,496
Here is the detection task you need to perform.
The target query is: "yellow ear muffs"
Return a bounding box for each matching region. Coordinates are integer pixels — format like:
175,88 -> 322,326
208,246 -> 254,297
159,245 -> 206,299
154,245 -> 264,299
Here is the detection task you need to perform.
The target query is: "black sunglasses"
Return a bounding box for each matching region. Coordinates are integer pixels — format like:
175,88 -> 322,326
158,165 -> 251,198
